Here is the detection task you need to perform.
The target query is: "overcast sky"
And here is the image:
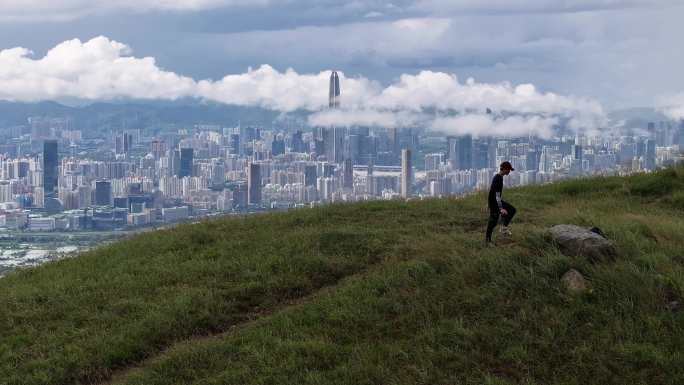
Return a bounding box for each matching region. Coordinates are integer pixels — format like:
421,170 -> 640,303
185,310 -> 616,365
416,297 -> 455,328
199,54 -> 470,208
0,0 -> 682,134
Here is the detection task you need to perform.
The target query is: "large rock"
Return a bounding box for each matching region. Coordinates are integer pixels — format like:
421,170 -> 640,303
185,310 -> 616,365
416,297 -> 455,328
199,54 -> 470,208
666,301 -> 681,313
561,269 -> 588,293
549,224 -> 616,262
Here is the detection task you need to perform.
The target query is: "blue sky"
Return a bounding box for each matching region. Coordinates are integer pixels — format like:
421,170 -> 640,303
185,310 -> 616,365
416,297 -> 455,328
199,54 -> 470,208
0,0 -> 682,134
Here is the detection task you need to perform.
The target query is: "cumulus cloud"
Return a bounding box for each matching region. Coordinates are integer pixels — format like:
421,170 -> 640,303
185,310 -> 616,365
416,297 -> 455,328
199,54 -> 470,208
197,67 -> 381,112
305,70 -> 605,136
431,114 -> 558,139
0,37 -> 197,101
658,93 -> 684,120
366,71 -> 604,119
0,36 -> 607,137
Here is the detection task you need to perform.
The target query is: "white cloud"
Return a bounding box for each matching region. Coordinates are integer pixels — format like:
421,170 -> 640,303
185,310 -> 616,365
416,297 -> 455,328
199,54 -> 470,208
0,36 -> 607,138
431,114 -> 558,139
366,71 -> 604,118
658,93 -> 684,120
0,37 -> 196,101
196,66 -> 381,112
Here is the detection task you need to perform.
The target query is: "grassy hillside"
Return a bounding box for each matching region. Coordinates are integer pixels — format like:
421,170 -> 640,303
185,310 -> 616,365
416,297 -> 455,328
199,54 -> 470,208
1,168 -> 684,385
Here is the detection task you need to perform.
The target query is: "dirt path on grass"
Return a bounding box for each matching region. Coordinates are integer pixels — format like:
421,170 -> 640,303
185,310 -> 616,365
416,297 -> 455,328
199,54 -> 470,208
93,278 -> 351,385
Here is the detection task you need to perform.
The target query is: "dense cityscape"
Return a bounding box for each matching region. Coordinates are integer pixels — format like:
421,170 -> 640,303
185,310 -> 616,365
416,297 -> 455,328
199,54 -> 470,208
1,72 -> 683,272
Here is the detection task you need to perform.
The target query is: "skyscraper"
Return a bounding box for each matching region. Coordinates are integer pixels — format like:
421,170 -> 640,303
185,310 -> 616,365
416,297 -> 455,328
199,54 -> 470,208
679,120 -> 684,154
230,134 -> 241,155
448,135 -> 473,170
343,158 -> 354,189
526,148 -> 539,172
473,139 -> 490,170
169,149 -> 181,177
231,182 -> 248,209
366,162 -> 375,196
179,148 -> 194,177
95,181 -> 112,206
645,139 -> 656,170
446,136 -> 456,162
401,149 -> 412,198
248,163 -> 262,205
291,130 -> 305,153
124,133 -> 132,154
329,71 -> 340,109
388,127 -> 400,160
115,132 -> 133,155
271,138 -> 285,157
304,165 -> 317,187
324,126 -> 345,163
572,144 -> 583,173
43,140 -> 58,196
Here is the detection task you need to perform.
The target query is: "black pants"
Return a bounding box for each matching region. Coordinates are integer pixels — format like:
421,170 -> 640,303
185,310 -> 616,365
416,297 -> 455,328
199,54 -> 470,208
486,201 -> 516,242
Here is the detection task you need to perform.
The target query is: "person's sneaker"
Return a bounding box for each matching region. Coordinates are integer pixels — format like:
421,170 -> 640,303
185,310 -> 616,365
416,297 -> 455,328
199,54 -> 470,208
500,226 -> 512,236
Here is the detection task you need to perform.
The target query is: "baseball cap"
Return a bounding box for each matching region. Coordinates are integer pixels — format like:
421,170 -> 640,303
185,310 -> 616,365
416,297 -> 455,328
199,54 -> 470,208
500,161 -> 515,171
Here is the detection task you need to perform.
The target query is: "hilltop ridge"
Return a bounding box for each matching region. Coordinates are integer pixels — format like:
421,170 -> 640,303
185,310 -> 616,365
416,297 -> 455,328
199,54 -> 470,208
1,168 -> 684,385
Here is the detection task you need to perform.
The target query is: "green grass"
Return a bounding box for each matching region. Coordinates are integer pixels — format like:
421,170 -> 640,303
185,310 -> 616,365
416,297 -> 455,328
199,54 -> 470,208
1,168 -> 684,385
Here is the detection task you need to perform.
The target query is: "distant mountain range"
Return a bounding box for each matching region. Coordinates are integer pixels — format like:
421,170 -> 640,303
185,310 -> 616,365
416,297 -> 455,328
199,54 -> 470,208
0,100 -> 283,132
608,107 -> 670,130
0,100 -> 673,134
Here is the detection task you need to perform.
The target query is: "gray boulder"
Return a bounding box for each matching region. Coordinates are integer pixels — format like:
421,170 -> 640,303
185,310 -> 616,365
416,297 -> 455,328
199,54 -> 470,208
561,269 -> 588,293
550,224 -> 616,262
666,301 -> 681,313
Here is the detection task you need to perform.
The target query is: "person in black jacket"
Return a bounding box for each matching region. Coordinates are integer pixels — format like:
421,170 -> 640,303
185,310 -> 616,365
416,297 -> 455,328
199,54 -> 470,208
486,161 -> 517,245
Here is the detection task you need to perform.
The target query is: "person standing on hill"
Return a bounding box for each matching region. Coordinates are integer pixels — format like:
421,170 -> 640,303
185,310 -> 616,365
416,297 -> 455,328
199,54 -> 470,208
486,161 -> 517,245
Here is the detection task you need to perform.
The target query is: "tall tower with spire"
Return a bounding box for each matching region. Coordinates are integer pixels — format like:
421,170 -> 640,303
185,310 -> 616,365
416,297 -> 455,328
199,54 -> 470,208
329,71 -> 340,109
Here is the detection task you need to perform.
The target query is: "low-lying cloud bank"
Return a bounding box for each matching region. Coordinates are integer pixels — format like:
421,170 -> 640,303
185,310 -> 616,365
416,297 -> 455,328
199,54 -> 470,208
0,36 -> 610,138
658,93 -> 684,120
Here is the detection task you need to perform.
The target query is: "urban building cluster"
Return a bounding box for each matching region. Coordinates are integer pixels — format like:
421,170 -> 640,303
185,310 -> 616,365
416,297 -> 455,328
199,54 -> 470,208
0,73 -> 683,233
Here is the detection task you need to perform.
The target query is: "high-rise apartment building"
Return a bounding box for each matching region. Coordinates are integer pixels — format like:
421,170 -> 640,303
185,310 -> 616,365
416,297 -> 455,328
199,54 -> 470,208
304,165 -> 317,187
115,133 -> 133,155
424,153 -> 442,171
291,131 -> 306,153
271,138 -> 285,157
179,148 -> 194,177
343,158 -> 353,189
526,148 -> 539,172
679,120 -> 684,153
95,181 -> 112,206
473,139 -> 490,170
401,149 -> 412,198
324,126 -> 345,163
248,162 -> 261,205
43,140 -> 58,196
645,139 -> 656,170
229,134 -> 241,155
447,135 -> 473,170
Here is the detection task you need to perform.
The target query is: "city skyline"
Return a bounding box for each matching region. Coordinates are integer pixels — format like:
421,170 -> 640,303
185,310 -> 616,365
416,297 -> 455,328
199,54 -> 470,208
0,11 -> 683,272
0,70 -> 682,272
